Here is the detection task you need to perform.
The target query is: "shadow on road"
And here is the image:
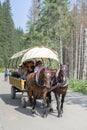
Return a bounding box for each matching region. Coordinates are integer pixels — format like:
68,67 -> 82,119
0,90 -> 87,117
65,91 -> 87,110
0,93 -> 51,117
0,94 -> 21,106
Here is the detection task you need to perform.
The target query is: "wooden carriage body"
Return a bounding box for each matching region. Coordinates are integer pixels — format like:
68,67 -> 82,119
9,76 -> 25,91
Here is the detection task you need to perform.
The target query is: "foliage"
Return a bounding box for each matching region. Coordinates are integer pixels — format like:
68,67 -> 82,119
0,0 -> 73,69
1,0 -> 87,81
0,68 -> 5,73
0,0 -> 24,68
26,0 -> 71,56
69,80 -> 87,94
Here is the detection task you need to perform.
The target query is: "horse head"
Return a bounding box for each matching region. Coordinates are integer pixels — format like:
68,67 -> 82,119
38,67 -> 52,88
57,64 -> 68,83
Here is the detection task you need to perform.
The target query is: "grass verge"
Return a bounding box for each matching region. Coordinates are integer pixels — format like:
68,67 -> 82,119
69,79 -> 87,94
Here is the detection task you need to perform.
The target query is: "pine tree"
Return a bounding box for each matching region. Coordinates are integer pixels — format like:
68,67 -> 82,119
26,0 -> 70,63
0,0 -> 24,67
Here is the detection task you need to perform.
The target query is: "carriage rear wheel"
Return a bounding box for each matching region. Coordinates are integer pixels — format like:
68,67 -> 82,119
11,86 -> 16,99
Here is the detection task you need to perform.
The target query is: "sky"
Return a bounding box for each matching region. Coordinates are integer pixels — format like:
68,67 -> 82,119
10,0 -> 32,32
1,0 -> 32,32
1,0 -> 76,33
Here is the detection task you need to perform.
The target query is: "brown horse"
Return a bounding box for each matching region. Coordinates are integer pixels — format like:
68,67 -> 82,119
47,64 -> 69,117
26,67 -> 52,117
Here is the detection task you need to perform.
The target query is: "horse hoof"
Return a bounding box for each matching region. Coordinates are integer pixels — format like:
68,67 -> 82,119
42,114 -> 47,118
58,115 -> 60,118
61,109 -> 63,114
31,109 -> 36,114
42,111 -> 47,118
58,114 -> 62,118
42,114 -> 45,118
49,108 -> 53,112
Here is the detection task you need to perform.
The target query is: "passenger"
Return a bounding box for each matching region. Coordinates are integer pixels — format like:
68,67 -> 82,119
11,68 -> 20,78
26,61 -> 34,75
18,62 -> 27,80
34,60 -> 43,73
19,61 -> 34,80
18,64 -> 22,76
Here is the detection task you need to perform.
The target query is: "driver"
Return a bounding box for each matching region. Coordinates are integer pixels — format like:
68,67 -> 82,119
34,60 -> 43,73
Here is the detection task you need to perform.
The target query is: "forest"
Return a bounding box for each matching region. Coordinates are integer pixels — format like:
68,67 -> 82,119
0,0 -> 87,80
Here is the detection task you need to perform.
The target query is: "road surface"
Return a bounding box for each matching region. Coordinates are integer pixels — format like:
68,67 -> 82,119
0,73 -> 87,130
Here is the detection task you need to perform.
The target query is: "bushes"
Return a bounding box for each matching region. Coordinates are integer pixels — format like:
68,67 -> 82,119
0,68 -> 5,73
69,80 -> 87,94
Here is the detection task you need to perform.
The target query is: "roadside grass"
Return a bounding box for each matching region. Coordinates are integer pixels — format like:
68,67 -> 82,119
69,79 -> 87,94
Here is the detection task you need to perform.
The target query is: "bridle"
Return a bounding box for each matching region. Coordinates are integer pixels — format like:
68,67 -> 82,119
35,68 -> 51,88
50,65 -> 68,91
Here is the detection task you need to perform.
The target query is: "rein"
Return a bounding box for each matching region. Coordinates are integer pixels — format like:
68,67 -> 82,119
49,67 -> 68,92
49,79 -> 68,92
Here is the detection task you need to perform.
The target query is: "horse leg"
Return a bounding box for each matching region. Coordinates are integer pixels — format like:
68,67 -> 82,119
42,97 -> 48,117
27,88 -> 34,106
29,96 -> 33,106
61,94 -> 65,114
31,97 -> 36,114
46,92 -> 51,107
46,92 -> 53,112
56,94 -> 61,117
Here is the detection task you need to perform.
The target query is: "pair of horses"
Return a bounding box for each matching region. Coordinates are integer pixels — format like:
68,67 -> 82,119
26,64 -> 68,117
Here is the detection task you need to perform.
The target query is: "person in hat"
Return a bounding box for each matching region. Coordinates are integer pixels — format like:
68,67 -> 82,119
34,60 -> 43,73
19,61 -> 34,80
26,60 -> 34,75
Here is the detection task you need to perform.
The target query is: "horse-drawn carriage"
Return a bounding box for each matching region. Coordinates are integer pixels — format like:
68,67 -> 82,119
9,46 -> 58,107
9,46 -> 68,117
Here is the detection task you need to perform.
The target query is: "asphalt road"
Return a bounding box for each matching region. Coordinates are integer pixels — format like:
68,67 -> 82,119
0,73 -> 87,130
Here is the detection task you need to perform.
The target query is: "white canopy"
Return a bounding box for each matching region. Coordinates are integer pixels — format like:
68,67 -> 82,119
21,46 -> 59,63
10,49 -> 29,59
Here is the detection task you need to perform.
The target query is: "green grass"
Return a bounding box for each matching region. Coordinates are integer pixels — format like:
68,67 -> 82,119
69,79 -> 87,94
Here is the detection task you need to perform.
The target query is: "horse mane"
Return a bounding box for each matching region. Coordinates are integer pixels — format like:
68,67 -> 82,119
39,68 -> 45,78
56,69 -> 61,79
39,68 -> 46,85
35,68 -> 46,86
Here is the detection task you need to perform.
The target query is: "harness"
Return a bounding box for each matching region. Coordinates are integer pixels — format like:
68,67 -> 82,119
35,68 -> 51,88
50,69 -> 68,92
35,69 -> 47,87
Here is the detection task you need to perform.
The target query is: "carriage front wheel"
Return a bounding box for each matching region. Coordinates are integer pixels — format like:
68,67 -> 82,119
21,97 -> 27,108
11,86 -> 16,99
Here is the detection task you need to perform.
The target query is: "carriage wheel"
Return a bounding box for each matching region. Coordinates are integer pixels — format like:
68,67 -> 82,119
21,97 -> 26,108
11,86 -> 16,99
